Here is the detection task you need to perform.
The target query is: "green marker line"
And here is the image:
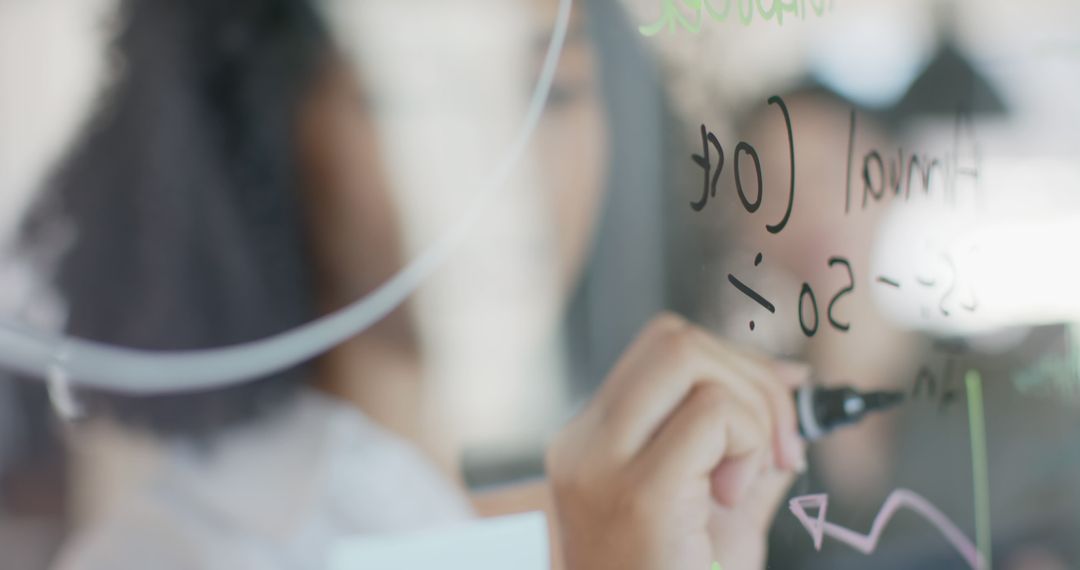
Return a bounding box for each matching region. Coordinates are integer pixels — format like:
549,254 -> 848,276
965,370 -> 992,570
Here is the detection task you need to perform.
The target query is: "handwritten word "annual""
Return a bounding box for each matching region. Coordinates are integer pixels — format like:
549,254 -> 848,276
844,109 -> 980,214
640,0 -> 835,36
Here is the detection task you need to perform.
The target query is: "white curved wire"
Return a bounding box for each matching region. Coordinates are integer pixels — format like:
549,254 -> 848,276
0,0 -> 574,394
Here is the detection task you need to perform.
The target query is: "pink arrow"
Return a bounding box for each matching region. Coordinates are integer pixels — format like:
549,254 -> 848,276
789,489 -> 985,570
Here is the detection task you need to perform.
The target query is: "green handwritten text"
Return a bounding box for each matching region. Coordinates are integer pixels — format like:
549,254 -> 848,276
639,0 -> 835,36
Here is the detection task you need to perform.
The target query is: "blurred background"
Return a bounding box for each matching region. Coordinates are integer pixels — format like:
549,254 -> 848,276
1,0 -> 1079,568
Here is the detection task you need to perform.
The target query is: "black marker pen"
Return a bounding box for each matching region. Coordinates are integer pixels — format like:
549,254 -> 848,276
795,385 -> 904,441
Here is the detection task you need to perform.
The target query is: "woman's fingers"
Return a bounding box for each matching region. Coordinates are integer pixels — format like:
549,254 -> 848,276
547,313 -> 809,570
605,340 -> 773,462
688,328 -> 807,471
631,382 -> 770,508
590,313 -> 805,473
710,450 -> 766,507
590,316 -> 763,452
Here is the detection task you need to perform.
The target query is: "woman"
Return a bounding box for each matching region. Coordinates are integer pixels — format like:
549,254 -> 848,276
20,0 -> 805,568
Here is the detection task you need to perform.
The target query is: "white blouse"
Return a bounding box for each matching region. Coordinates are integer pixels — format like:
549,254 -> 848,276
53,389 -> 474,570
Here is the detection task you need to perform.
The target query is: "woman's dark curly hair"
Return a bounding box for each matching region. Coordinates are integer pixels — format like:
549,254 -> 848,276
19,0 -> 331,441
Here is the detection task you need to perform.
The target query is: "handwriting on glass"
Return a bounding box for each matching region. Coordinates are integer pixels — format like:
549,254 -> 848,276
699,95 -> 816,332
640,0 -> 836,36
789,490 -> 985,570
695,95 -> 856,336
910,340 -> 968,412
876,244 -> 980,319
844,109 -> 980,215
691,100 -> 983,335
691,95 -> 794,230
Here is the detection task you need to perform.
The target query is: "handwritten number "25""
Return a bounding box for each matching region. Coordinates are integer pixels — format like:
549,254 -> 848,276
798,257 -> 855,337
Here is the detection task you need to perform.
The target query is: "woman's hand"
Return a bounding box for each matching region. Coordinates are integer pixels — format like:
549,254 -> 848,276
546,313 -> 808,570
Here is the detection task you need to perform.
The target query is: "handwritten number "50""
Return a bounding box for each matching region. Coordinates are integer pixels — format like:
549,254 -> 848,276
798,257 -> 855,337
